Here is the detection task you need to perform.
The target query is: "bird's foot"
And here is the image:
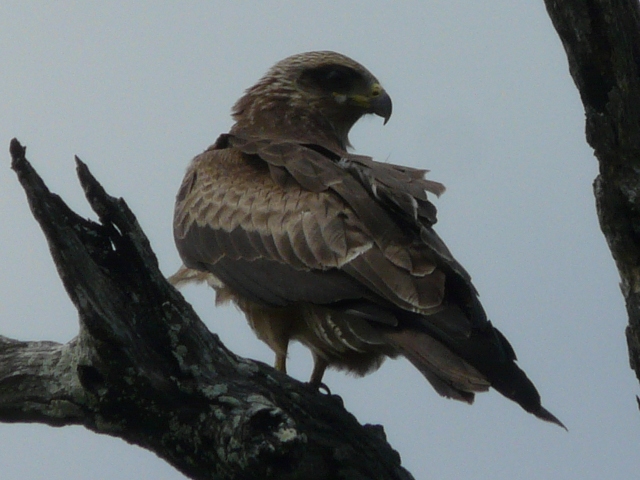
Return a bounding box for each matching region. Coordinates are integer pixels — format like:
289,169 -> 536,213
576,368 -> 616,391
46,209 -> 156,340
306,380 -> 332,395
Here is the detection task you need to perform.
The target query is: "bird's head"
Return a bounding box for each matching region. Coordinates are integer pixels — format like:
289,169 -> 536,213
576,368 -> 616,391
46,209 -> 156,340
231,51 -> 392,150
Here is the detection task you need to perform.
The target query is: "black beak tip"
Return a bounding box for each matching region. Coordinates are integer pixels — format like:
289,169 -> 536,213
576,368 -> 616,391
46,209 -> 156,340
372,91 -> 392,125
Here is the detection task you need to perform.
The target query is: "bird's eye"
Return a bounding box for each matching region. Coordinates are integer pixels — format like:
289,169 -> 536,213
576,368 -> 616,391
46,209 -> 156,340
299,65 -> 361,93
320,69 -> 351,90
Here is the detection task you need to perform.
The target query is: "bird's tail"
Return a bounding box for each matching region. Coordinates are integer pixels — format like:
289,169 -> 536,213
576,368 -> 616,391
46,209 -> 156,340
383,310 -> 566,429
384,328 -> 489,403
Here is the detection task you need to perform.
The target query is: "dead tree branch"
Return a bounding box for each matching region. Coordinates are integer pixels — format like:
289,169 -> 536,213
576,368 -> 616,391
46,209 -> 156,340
1,138 -> 413,480
544,0 -> 640,388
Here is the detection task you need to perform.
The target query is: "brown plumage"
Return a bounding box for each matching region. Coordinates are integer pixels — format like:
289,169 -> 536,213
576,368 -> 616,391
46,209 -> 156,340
171,51 -> 564,427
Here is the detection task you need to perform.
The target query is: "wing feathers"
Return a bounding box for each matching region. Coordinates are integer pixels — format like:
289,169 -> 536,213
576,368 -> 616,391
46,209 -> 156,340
301,212 -> 338,265
289,215 -> 322,266
174,137 -> 449,316
339,154 -> 444,226
344,249 -> 445,314
173,132 -> 562,426
267,210 -> 306,269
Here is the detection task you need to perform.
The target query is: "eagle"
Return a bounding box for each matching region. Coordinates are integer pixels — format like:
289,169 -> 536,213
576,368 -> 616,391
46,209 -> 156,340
171,51 -> 563,427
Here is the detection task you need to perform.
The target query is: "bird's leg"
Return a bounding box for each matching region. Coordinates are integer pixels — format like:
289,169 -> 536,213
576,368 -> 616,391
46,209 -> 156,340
267,316 -> 291,374
273,338 -> 289,374
274,351 -> 287,374
308,355 -> 328,388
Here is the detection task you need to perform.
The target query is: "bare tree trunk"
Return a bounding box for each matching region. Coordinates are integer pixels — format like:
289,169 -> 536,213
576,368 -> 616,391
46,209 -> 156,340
544,0 -> 640,389
0,139 -> 413,480
7,1 -> 640,475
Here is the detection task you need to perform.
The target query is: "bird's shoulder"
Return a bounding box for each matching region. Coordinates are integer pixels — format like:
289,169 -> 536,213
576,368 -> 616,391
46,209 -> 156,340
218,133 -> 445,231
173,132 -> 478,317
175,133 -> 459,271
174,134 -> 375,270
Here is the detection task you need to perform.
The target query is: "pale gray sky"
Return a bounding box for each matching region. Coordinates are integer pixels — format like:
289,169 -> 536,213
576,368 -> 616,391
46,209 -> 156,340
1,2 -> 637,479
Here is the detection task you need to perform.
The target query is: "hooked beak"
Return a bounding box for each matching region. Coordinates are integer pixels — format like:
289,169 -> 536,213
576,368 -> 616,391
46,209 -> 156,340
344,83 -> 393,125
370,89 -> 393,125
364,82 -> 393,125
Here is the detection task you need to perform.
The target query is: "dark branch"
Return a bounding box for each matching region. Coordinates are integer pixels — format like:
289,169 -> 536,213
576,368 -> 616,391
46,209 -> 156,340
2,138 -> 414,480
0,336 -> 85,426
544,1 -> 640,386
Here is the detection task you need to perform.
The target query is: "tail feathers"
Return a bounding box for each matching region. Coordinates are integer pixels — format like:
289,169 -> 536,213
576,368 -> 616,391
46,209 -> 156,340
385,325 -> 566,429
535,406 -> 567,429
384,329 -> 490,403
489,362 -> 567,429
416,366 -> 476,404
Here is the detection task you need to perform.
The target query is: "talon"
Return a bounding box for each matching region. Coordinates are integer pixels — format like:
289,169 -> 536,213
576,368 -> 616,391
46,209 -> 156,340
317,382 -> 332,395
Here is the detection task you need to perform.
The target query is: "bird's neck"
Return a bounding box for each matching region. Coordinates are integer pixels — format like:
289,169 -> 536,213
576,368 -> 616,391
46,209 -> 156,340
230,95 -> 354,152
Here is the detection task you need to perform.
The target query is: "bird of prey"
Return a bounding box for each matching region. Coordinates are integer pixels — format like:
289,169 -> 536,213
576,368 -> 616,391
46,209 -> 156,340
171,51 -> 563,427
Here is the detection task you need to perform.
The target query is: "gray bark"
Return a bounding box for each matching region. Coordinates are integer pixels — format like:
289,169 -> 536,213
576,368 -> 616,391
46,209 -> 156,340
544,0 -> 640,390
6,1 -> 640,475
0,138 -> 413,480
